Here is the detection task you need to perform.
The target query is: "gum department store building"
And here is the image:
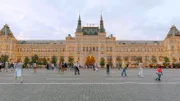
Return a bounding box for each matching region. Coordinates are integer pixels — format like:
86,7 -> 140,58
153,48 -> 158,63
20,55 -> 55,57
0,15 -> 180,67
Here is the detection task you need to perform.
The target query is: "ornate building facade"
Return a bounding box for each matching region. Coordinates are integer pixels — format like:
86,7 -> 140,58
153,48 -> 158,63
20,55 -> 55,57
0,15 -> 180,67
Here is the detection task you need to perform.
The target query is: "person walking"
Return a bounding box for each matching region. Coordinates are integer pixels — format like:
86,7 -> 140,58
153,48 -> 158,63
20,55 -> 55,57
10,62 -> 14,71
46,63 -> 49,70
58,62 -> 61,73
137,61 -> 144,78
74,61 -> 80,75
61,62 -> 65,73
117,63 -> 121,70
0,61 -> 2,72
155,66 -> 163,81
5,61 -> 8,72
33,62 -> 37,73
64,62 -> 67,71
106,64 -> 110,76
121,61 -> 128,77
51,63 -> 55,70
14,59 -> 23,83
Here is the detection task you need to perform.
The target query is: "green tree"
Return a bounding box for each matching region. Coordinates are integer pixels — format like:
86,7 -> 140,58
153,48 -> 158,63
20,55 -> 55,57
107,57 -> 113,67
151,56 -> 157,63
37,58 -> 42,65
136,56 -> 142,62
68,56 -> 74,66
0,54 -> 9,66
60,56 -> 64,62
145,56 -> 150,63
163,56 -> 170,67
116,56 -> 121,64
42,57 -> 47,65
124,56 -> 129,62
100,57 -> 105,68
172,57 -> 177,63
51,56 -> 57,66
31,54 -> 39,64
151,56 -> 157,67
24,56 -> 30,68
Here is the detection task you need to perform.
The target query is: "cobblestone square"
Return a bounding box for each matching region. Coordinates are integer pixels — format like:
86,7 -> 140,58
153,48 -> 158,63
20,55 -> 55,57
0,68 -> 180,101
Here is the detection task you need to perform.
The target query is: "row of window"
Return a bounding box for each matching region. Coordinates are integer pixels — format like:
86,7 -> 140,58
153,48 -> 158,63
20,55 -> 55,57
117,48 -> 163,52
17,48 -> 65,52
82,47 -> 113,52
116,56 -> 168,61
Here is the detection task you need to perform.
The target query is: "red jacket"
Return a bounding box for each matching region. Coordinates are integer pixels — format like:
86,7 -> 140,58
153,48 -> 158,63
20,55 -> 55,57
156,68 -> 162,73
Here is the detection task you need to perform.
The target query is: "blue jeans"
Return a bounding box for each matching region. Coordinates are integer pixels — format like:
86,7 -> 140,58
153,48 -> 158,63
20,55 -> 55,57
121,68 -> 127,76
156,72 -> 162,80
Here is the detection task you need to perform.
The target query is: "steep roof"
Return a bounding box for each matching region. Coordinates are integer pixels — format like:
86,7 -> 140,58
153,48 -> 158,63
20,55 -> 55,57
0,24 -> 14,38
166,25 -> 180,38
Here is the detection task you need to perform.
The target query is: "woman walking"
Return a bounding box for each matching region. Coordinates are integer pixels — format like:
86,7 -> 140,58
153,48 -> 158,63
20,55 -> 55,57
137,61 -> 144,78
14,59 -> 23,83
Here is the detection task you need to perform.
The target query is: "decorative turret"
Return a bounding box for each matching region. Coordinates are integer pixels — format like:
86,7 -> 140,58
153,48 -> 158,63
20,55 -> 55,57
166,25 -> 180,38
76,14 -> 82,32
0,24 -> 14,37
99,14 -> 105,32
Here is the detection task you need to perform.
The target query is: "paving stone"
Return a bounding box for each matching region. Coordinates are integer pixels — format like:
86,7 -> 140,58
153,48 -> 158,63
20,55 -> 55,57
0,69 -> 180,101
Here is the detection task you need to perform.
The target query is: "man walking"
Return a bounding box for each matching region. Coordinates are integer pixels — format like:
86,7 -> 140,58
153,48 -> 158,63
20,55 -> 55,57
121,61 -> 127,77
106,64 -> 110,76
74,61 -> 80,75
155,66 -> 163,81
137,61 -> 144,78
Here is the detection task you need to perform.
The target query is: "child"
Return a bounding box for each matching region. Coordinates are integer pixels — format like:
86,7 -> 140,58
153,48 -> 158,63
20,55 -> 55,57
155,66 -> 163,81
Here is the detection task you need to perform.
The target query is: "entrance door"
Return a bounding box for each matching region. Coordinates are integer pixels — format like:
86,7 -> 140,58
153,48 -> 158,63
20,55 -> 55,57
85,55 -> 95,66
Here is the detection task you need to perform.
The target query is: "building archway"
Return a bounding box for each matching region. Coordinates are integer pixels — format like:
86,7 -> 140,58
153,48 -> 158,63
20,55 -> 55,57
85,55 -> 95,66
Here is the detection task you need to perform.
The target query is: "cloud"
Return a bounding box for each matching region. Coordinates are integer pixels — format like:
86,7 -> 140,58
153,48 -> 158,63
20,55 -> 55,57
0,0 -> 179,41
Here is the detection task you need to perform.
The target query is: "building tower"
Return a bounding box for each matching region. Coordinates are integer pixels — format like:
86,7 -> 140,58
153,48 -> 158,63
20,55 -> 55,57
99,14 -> 105,32
76,14 -> 82,32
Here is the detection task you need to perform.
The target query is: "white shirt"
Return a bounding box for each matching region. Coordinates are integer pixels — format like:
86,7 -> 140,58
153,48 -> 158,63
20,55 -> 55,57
74,62 -> 79,67
139,63 -> 143,68
15,62 -> 23,69
33,63 -> 36,67
5,62 -> 8,67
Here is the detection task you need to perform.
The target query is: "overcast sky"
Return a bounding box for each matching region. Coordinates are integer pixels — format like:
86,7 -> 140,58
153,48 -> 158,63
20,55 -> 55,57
0,0 -> 179,40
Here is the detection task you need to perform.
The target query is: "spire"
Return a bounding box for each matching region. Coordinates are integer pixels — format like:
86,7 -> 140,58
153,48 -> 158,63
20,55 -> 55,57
101,14 -> 103,21
100,14 -> 105,32
78,14 -> 81,22
76,14 -> 82,32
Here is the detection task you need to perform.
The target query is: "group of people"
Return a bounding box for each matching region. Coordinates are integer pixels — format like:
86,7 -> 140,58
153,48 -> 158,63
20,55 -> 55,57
0,61 -> 15,72
106,61 -> 163,81
0,60 -> 24,83
1,58 -> 164,84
